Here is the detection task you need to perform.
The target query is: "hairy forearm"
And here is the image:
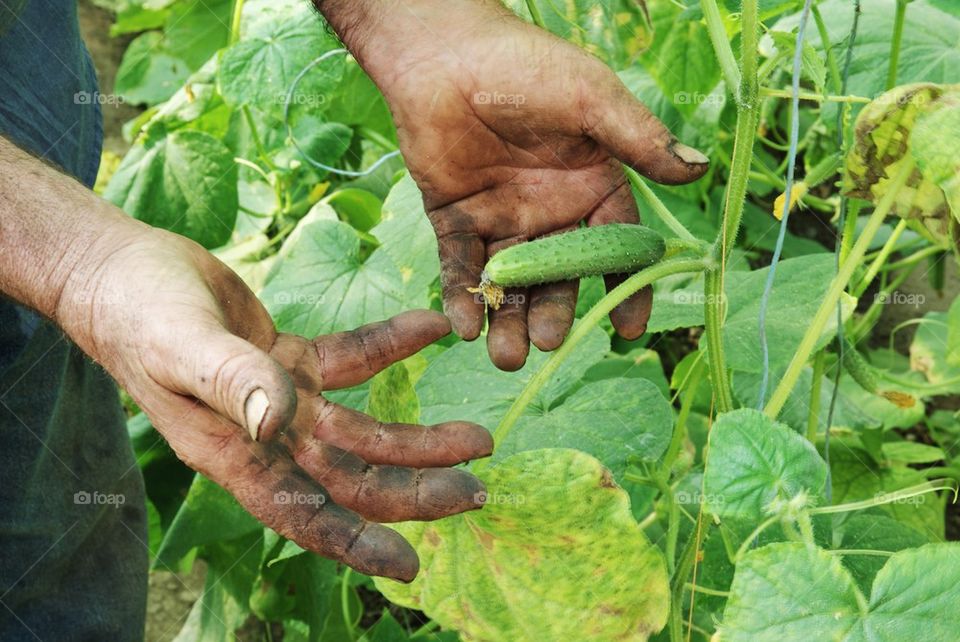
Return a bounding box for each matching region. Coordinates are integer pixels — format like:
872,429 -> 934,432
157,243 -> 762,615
0,137 -> 143,325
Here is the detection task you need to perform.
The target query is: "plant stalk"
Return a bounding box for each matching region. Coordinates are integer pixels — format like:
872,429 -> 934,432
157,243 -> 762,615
886,0 -> 908,90
764,160 -> 915,418
625,167 -> 697,243
703,268 -> 733,412
229,0 -> 245,44
700,0 -> 741,96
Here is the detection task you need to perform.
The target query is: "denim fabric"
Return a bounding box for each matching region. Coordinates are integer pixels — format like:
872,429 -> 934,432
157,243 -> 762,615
0,2 -> 148,640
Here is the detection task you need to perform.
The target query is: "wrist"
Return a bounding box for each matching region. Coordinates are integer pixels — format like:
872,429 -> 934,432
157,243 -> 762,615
54,210 -> 147,347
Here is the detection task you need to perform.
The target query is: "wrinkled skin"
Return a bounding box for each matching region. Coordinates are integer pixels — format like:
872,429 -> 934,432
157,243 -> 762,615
331,0 -> 710,370
59,225 -> 492,581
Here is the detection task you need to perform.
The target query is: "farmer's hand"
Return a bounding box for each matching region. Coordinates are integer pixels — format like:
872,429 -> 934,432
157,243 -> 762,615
320,0 -> 709,370
1,132 -> 491,583
52,222 -> 491,581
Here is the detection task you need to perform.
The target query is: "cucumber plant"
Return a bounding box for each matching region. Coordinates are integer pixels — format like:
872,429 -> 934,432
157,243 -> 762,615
99,0 -> 960,641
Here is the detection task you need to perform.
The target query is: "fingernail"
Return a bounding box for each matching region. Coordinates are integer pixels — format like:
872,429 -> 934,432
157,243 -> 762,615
244,388 -> 270,441
671,142 -> 709,165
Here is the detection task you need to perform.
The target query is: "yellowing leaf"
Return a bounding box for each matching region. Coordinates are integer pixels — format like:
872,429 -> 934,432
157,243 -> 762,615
843,83 -> 960,245
374,449 -> 669,642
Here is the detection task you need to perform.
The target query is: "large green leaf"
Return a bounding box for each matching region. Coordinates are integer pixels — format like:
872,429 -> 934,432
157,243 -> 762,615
155,474 -> 261,568
722,254 -> 854,373
910,311 -> 960,390
219,1 -> 342,114
911,95 -> 960,218
652,16 -> 721,117
776,0 -> 960,111
720,543 -> 860,641
372,173 -> 439,298
650,255 -> 850,371
115,31 -> 191,106
720,542 -> 960,641
366,361 -> 419,425
417,324 -> 609,428
163,0 -> 232,70
830,444 -> 945,541
496,378 -> 674,482
838,513 -> 929,593
261,215 -> 428,336
703,409 -> 828,524
373,449 -> 669,642
104,129 -> 238,248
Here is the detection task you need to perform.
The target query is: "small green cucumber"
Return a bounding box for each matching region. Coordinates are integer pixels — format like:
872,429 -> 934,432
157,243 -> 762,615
486,223 -> 664,284
472,224 -> 666,309
839,338 -> 915,409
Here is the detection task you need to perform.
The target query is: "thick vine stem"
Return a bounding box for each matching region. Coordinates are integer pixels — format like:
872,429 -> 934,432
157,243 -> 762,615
476,256 -> 711,468
764,160 -> 915,419
704,268 -> 734,412
700,0 -> 741,96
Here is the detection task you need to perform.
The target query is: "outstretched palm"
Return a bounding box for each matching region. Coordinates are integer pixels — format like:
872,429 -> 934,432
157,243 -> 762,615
355,1 -> 709,370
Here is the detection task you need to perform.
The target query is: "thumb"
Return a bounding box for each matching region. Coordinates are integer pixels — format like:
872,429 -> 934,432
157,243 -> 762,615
160,324 -> 297,442
583,77 -> 710,185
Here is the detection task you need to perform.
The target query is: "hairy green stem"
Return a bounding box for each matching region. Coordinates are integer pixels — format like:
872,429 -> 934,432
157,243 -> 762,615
807,350 -> 826,442
242,105 -> 277,172
759,87 -> 870,103
886,0 -> 908,90
700,0 -> 741,96
810,479 -> 957,514
655,476 -> 679,575
480,257 -> 711,462
851,261 -> 922,341
625,167 -> 697,243
229,0 -> 245,44
717,108 -> 760,259
880,244 -> 942,273
738,0 -> 760,107
811,2 -> 842,94
854,218 -> 907,296
838,198 -> 861,265
662,356 -> 705,473
704,268 -> 734,412
764,160 -> 915,418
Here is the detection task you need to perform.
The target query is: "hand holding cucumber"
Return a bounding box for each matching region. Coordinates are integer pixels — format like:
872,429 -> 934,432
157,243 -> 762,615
323,0 -> 709,370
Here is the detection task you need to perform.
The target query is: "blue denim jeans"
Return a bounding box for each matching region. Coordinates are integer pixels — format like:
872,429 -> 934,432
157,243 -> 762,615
0,1 -> 148,639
